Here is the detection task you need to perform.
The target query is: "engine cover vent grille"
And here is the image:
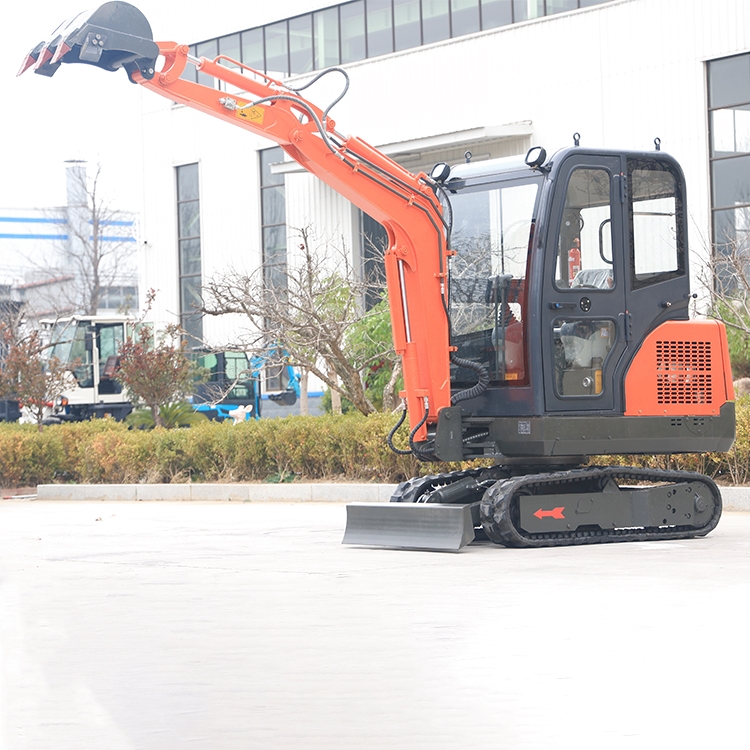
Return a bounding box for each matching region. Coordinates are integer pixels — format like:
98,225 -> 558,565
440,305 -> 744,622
655,341 -> 712,404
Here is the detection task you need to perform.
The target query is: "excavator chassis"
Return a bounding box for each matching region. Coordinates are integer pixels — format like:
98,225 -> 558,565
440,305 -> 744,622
342,465 -> 722,551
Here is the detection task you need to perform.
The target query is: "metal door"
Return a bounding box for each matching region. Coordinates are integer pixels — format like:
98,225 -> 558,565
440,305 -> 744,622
541,153 -> 628,413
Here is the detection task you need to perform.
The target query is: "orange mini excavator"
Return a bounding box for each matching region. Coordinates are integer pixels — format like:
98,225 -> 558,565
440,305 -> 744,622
21,2 -> 735,550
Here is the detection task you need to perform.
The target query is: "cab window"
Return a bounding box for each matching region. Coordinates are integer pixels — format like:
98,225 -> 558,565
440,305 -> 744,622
628,159 -> 685,288
555,168 -> 615,291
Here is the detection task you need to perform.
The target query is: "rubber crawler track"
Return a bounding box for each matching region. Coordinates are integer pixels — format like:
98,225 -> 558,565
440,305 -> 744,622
390,468 -> 489,504
479,466 -> 723,548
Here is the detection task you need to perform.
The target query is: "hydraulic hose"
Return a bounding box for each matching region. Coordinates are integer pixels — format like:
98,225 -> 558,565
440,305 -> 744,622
450,353 -> 490,405
408,402 -> 433,458
387,407 -> 412,456
387,401 -> 436,460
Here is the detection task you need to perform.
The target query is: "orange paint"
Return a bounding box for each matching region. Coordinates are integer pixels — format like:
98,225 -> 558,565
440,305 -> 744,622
624,320 -> 734,416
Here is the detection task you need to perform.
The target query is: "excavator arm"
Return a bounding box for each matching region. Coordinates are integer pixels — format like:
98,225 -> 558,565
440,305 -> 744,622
20,2 -> 453,442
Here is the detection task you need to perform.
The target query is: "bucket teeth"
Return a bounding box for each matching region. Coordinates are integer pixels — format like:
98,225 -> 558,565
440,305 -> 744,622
51,42 -> 73,66
17,43 -> 44,76
18,2 -> 158,80
32,44 -> 57,76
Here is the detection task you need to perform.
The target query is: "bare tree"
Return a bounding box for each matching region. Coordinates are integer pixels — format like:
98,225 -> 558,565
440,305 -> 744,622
700,227 -> 750,378
24,162 -> 137,319
0,322 -> 77,431
202,227 -> 398,415
115,323 -> 205,428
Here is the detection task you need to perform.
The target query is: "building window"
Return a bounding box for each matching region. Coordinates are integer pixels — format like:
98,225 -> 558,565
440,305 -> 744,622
265,21 -> 290,77
260,147 -> 287,291
707,53 -> 750,286
290,15 -> 314,74
368,0 -> 395,57
242,27 -> 265,70
176,163 -> 203,343
394,0 -> 422,50
422,0 -> 451,43
314,7 -> 341,68
545,0 -> 579,14
98,285 -> 139,311
260,148 -> 287,392
218,33 -> 242,73
451,0 -> 480,36
361,212 -> 388,310
480,0 -> 513,29
341,1 -> 367,63
195,39 -> 218,86
188,1 -> 613,78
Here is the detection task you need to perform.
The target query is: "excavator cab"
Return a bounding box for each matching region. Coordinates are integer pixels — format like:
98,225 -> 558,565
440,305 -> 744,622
429,147 -> 734,464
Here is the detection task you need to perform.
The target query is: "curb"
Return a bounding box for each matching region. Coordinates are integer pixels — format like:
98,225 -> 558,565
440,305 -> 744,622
30,484 -> 750,510
35,483 -> 399,503
716,486 -> 750,512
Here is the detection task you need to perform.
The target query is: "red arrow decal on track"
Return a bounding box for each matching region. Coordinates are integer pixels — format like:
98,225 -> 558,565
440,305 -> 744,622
533,506 -> 565,520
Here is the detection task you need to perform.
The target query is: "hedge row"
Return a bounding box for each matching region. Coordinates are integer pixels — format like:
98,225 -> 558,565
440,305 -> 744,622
0,399 -> 748,487
0,413 -> 425,487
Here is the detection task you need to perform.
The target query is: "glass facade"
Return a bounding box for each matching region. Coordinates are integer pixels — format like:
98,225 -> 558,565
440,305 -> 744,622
707,53 -> 750,284
184,0 -> 612,81
176,163 -> 203,343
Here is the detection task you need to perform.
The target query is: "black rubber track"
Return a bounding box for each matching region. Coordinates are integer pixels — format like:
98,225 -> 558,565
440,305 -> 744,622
479,466 -> 723,548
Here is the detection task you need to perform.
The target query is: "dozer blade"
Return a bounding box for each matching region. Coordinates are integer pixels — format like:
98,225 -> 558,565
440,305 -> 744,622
342,502 -> 479,551
18,1 -> 158,81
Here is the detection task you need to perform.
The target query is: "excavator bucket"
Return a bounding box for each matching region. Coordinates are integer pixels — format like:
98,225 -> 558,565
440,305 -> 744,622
18,1 -> 158,81
342,502 -> 479,551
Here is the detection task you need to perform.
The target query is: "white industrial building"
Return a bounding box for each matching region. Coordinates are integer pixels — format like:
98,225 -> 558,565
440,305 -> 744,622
137,0 -> 750,392
0,161 -> 138,325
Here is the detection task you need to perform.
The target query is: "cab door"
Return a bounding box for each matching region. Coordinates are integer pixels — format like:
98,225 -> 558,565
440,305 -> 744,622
541,152 -> 628,412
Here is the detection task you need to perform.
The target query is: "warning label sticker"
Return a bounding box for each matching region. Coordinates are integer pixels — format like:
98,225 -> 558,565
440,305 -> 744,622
236,105 -> 265,125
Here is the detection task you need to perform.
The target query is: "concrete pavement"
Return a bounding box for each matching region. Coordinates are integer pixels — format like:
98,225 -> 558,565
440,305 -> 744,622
1,497 -> 750,749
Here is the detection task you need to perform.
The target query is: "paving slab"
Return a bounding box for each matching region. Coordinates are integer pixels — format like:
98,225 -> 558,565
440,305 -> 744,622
1,499 -> 749,749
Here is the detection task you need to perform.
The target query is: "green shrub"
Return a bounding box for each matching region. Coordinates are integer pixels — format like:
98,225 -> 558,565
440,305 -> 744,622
0,399 -> 748,486
0,424 -> 65,486
126,402 -> 208,430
